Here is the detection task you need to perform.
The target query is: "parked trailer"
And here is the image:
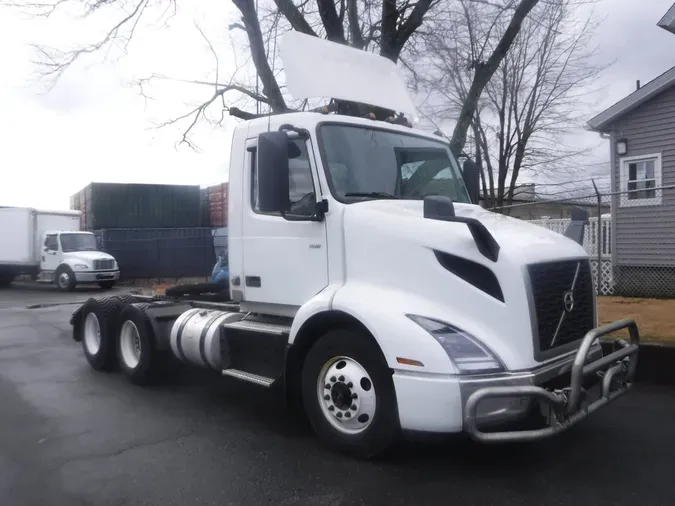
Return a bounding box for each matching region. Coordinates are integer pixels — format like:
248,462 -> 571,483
68,32 -> 639,459
0,207 -> 120,291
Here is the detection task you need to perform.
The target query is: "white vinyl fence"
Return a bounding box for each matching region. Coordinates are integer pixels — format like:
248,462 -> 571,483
527,215 -> 614,295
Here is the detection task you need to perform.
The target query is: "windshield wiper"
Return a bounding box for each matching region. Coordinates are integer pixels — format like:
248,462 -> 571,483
344,192 -> 400,199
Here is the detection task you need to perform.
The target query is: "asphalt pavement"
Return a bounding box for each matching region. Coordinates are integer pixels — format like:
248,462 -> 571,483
0,282 -> 135,309
1,287 -> 674,506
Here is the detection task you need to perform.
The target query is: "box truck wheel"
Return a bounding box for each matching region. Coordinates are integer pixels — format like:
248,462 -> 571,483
301,328 -> 399,459
81,297 -> 125,371
0,270 -> 14,288
55,265 -> 76,292
116,303 -> 159,385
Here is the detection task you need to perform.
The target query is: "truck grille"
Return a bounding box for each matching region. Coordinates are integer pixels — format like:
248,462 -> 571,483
527,259 -> 595,354
93,259 -> 115,270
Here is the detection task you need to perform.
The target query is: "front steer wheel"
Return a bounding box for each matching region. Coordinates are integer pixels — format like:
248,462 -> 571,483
301,328 -> 400,459
80,297 -> 126,371
55,265 -> 76,292
99,280 -> 116,290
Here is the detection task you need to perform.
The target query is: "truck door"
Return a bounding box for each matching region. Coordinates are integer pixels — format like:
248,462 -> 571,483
42,234 -> 60,273
241,136 -> 329,308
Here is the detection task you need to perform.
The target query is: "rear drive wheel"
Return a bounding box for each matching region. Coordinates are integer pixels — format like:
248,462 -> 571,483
301,328 -> 399,459
55,265 -> 76,292
80,297 -> 125,371
117,303 -> 158,385
98,280 -> 116,290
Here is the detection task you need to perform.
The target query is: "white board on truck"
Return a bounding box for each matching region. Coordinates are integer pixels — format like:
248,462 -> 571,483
280,31 -> 417,118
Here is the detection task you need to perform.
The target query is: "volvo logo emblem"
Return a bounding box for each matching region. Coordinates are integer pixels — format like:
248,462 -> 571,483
563,290 -> 575,313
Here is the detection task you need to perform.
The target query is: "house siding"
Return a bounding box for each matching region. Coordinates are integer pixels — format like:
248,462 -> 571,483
609,84 -> 675,268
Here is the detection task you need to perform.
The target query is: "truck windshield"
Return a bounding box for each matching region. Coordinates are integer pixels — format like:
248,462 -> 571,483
318,124 -> 471,203
60,234 -> 98,252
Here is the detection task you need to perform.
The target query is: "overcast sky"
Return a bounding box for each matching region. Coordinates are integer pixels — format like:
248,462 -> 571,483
0,0 -> 674,210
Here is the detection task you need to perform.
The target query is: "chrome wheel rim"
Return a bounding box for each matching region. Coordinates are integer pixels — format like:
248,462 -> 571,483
83,312 -> 101,355
58,272 -> 70,289
120,320 -> 142,369
317,356 -> 376,435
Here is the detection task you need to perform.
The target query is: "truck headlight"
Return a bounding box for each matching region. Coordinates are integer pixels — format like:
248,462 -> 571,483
73,264 -> 89,270
407,315 -> 505,375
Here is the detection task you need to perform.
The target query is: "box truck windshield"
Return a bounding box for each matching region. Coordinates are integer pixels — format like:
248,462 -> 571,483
318,124 -> 471,203
60,233 -> 98,252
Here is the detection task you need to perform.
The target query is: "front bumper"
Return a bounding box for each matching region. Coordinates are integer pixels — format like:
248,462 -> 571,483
74,270 -> 120,283
463,319 -> 639,442
392,319 -> 639,439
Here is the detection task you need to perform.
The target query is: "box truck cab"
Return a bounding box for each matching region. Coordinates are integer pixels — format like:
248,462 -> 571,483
41,230 -> 119,291
0,207 -> 120,291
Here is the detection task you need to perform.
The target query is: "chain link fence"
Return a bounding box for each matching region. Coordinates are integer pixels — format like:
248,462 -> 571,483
489,184 -> 675,299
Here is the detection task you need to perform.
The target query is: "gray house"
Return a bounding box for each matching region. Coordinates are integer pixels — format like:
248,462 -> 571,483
587,10 -> 675,297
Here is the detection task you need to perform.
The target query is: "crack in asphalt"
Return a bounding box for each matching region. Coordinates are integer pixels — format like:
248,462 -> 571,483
54,434 -> 192,472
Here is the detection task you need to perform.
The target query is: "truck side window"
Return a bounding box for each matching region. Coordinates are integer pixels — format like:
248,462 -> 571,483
251,139 -> 316,216
44,235 -> 58,251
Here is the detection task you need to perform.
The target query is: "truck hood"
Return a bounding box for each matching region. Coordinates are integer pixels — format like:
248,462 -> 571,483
345,199 -> 587,263
339,199 -> 591,371
63,251 -> 116,263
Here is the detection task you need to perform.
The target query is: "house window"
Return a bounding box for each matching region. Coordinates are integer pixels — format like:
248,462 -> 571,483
619,153 -> 662,207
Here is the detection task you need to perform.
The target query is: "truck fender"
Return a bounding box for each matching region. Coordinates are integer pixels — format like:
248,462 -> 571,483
288,283 -> 456,376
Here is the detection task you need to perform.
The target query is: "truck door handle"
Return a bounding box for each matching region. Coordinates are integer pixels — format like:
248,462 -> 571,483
245,276 -> 261,287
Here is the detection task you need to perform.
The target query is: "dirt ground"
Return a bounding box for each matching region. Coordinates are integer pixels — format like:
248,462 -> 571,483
598,296 -> 675,343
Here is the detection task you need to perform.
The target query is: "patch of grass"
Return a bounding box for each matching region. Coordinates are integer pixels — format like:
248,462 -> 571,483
598,296 -> 675,344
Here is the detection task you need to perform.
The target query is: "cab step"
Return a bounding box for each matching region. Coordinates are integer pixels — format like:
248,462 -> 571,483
219,318 -> 291,386
221,368 -> 275,387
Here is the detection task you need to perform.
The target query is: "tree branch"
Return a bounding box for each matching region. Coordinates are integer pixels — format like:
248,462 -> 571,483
449,0 -> 539,156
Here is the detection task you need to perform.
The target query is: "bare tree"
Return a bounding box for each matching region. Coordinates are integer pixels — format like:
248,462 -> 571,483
416,0 -> 604,207
6,0 -> 441,140
6,0 -> 541,152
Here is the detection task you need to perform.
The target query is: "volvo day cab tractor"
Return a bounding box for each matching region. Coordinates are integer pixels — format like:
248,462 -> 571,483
69,32 -> 639,459
0,207 -> 119,291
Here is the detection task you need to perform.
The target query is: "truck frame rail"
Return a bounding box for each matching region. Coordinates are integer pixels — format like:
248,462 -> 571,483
463,319 -> 640,443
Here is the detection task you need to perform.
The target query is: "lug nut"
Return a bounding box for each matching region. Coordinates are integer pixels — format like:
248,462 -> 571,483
324,395 -> 330,400
338,375 -> 345,382
352,393 -> 358,399
344,412 -> 351,418
336,412 -> 343,419
328,405 -> 334,411
330,376 -> 336,382
350,404 -> 357,410
325,383 -> 330,389
347,382 -> 353,388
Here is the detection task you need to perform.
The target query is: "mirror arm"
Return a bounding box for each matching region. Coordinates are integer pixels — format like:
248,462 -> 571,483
279,124 -> 310,139
281,199 -> 328,223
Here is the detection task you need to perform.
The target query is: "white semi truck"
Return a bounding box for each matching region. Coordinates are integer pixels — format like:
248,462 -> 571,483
0,207 -> 120,291
68,32 -> 639,458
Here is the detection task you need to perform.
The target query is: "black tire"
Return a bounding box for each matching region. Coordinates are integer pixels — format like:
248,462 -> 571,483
116,303 -> 159,385
301,328 -> 400,459
99,280 -> 116,290
80,297 -> 126,371
114,294 -> 139,306
55,265 -> 76,292
0,270 -> 14,288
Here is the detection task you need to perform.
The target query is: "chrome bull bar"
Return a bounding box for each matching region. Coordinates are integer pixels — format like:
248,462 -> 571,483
464,319 -> 640,443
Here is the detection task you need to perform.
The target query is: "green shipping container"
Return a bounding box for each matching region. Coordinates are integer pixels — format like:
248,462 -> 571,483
75,182 -> 202,230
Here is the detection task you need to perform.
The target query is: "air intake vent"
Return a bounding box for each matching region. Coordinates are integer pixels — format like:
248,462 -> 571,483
434,251 -> 504,302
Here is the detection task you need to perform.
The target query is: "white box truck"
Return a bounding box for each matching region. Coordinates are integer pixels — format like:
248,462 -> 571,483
0,207 -> 120,291
67,33 -> 639,459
